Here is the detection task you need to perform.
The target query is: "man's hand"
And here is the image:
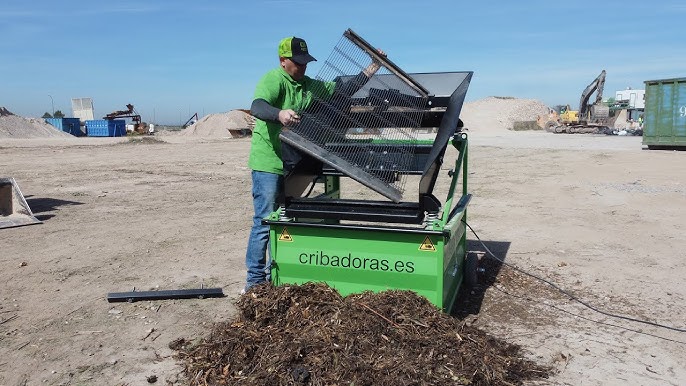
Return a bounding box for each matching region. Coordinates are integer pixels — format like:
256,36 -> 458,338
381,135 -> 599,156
279,109 -> 301,127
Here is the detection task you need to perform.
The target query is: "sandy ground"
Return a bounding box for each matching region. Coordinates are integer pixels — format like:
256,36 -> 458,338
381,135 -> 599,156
1,130 -> 684,386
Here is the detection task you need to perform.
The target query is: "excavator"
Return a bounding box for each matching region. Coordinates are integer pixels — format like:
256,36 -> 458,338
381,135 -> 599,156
104,104 -> 149,134
543,70 -> 611,134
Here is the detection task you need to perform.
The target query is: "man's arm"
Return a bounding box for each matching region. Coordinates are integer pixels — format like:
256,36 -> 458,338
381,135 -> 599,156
253,70 -> 302,127
251,99 -> 301,127
250,99 -> 280,122
334,49 -> 386,97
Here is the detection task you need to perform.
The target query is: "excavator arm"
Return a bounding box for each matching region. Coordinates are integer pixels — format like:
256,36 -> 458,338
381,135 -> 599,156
183,113 -> 199,128
578,70 -> 606,120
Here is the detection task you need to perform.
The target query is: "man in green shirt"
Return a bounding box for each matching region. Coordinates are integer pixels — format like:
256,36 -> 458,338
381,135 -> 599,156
244,36 -> 383,292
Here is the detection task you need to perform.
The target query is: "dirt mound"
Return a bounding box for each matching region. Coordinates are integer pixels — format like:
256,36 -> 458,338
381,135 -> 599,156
0,107 -> 74,139
460,97 -> 550,131
173,282 -> 549,386
179,110 -> 255,137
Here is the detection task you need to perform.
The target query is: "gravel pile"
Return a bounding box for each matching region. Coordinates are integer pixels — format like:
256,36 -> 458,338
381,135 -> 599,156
0,107 -> 74,139
460,97 -> 551,131
179,109 -> 255,137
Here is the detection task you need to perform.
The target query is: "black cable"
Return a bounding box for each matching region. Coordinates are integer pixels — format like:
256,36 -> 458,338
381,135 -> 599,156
465,221 -> 686,334
303,177 -> 318,198
490,279 -> 686,345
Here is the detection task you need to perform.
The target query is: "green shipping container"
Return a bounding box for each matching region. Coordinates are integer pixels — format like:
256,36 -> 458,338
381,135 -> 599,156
643,77 -> 686,148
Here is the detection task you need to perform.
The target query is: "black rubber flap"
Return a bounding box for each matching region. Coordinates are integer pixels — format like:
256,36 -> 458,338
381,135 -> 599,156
419,72 -> 473,197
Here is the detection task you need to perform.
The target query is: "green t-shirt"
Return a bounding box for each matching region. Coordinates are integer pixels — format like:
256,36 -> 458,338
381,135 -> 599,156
248,67 -> 336,175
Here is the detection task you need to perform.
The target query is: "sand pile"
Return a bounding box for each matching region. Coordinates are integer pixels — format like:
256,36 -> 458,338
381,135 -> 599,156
173,282 -> 549,386
460,97 -> 550,131
0,107 -> 74,139
179,109 -> 255,137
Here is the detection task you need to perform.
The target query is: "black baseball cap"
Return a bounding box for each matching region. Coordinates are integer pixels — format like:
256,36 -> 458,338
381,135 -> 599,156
278,37 -> 317,65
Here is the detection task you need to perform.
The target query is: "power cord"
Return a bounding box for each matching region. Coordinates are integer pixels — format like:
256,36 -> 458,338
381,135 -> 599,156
490,276 -> 686,345
465,221 -> 686,334
303,176 -> 318,198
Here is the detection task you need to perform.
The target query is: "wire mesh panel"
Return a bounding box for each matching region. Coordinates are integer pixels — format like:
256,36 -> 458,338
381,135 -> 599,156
282,30 -> 431,202
71,97 -> 94,121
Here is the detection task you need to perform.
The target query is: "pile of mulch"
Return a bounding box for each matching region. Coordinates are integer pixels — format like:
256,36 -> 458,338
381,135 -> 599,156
172,282 -> 550,385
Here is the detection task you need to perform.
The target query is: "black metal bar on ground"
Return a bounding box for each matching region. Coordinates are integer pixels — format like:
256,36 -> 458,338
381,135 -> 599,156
106,288 -> 224,303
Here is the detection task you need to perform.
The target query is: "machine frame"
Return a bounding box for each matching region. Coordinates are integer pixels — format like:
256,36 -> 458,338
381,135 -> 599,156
266,133 -> 471,313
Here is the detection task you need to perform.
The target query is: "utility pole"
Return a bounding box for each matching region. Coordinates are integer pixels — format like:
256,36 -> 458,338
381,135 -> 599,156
48,94 -> 54,116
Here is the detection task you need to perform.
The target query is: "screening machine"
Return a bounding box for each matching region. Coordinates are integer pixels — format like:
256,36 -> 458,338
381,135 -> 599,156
265,29 -> 474,312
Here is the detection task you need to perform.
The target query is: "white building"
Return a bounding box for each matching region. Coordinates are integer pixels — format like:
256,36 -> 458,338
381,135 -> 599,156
615,88 -> 645,109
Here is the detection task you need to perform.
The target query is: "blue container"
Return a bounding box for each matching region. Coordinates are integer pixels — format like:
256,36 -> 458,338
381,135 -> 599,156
45,118 -> 85,137
85,119 -> 126,137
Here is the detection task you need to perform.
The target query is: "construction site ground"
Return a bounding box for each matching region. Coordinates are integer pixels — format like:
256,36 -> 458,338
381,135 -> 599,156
1,130 -> 685,385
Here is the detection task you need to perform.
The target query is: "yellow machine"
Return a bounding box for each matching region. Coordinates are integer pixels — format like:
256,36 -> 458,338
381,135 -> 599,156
560,105 -> 579,124
559,105 -> 579,124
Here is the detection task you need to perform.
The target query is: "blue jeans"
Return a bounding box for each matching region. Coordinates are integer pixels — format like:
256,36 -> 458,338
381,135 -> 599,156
245,170 -> 283,289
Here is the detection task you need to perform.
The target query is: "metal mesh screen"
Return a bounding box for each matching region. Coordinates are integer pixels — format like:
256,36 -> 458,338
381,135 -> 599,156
71,97 -> 94,121
285,30 -> 430,201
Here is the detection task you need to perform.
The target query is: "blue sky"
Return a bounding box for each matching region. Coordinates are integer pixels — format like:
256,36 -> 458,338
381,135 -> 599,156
2,0 -> 684,124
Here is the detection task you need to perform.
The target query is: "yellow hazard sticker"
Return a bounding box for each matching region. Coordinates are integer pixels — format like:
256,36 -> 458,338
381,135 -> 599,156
419,236 -> 436,251
279,227 -> 293,242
